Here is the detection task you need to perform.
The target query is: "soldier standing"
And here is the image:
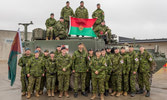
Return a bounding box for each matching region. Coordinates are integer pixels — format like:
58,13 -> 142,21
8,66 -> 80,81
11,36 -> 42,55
55,17 -> 67,40
92,3 -> 104,29
120,47 -> 130,96
18,48 -> 33,96
94,21 -> 112,44
128,46 -> 139,97
39,50 -> 50,95
138,46 -> 154,97
61,1 -> 75,31
72,43 -> 89,98
46,51 -> 57,97
75,1 -> 88,19
56,47 -> 72,98
90,49 -> 106,100
110,47 -> 123,97
55,45 -> 62,57
36,46 -> 44,57
26,50 -> 45,99
45,13 -> 57,40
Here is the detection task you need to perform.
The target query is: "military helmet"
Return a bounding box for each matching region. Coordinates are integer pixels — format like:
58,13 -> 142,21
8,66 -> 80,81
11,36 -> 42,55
44,49 -> 49,52
50,51 -> 55,54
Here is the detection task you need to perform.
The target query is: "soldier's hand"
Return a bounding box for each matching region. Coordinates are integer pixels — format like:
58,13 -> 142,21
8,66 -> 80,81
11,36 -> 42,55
63,68 -> 66,72
96,17 -> 98,19
105,32 -> 108,35
49,27 -> 53,29
27,74 -> 30,77
72,70 -> 75,73
87,69 -> 89,72
42,73 -> 45,76
133,71 -> 136,74
95,71 -> 99,74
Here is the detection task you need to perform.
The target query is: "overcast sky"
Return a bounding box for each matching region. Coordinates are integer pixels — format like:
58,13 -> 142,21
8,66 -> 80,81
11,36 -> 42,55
0,0 -> 167,39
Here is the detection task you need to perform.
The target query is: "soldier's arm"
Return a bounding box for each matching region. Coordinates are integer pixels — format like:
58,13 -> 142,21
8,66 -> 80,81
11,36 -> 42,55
45,19 -> 49,28
71,8 -> 75,17
90,59 -> 96,72
75,8 -> 78,18
65,56 -> 72,69
72,53 -> 76,70
126,55 -> 131,74
101,10 -> 104,21
97,59 -> 106,72
86,9 -> 89,18
134,53 -> 139,72
94,26 -> 100,36
92,11 -> 95,18
18,57 -> 23,67
106,26 -> 111,33
61,7 -> 64,18
26,59 -> 31,74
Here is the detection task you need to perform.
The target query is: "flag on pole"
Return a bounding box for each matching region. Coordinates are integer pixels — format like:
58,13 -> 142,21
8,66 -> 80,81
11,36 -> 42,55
163,63 -> 167,67
8,29 -> 23,86
68,17 -> 97,37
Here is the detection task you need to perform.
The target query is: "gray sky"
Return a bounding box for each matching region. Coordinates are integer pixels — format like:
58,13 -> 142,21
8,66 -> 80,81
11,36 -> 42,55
0,0 -> 167,39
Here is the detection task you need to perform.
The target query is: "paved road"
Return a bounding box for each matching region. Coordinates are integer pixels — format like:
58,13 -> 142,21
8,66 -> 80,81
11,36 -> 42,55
0,62 -> 167,100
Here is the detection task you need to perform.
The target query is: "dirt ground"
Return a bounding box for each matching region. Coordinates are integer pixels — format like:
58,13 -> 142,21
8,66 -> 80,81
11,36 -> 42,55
0,61 -> 167,100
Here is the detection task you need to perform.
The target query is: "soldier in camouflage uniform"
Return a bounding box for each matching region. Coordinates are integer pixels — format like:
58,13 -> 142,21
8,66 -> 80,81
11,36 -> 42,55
18,48 -> 33,96
45,13 -> 57,40
61,1 -> 75,31
94,21 -> 112,44
39,50 -> 49,95
90,49 -> 106,100
138,46 -> 154,97
55,17 -> 67,40
128,46 -> 139,97
75,1 -> 88,19
92,3 -> 104,29
36,46 -> 44,57
101,48 -> 111,96
120,47 -> 130,96
110,47 -> 123,97
26,50 -> 45,99
72,43 -> 89,98
46,51 -> 57,97
86,48 -> 94,93
56,47 -> 72,98
55,45 -> 61,57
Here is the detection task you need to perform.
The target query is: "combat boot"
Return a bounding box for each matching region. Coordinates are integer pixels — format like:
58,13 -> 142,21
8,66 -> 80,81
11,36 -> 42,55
74,92 -> 78,98
123,92 -> 128,96
59,91 -> 63,98
111,91 -> 116,96
22,92 -> 26,96
104,90 -> 109,96
145,91 -> 150,97
39,90 -> 43,95
120,91 -> 123,95
100,93 -> 104,100
64,91 -> 70,98
35,91 -> 40,97
46,37 -> 48,40
116,92 -> 121,97
81,91 -> 88,97
26,91 -> 31,99
51,90 -> 55,97
50,37 -> 53,40
47,90 -> 51,97
90,94 -> 96,100
130,92 -> 135,97
137,89 -> 144,94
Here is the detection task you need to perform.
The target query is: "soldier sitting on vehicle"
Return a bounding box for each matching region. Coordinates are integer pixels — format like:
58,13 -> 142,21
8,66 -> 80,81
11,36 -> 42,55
94,20 -> 112,44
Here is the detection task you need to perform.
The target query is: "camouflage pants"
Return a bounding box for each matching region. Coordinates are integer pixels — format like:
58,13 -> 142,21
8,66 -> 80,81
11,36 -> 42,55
104,75 -> 110,90
74,72 -> 86,92
27,76 -> 41,92
85,72 -> 91,89
20,73 -> 28,92
46,28 -> 54,37
46,76 -> 56,90
93,24 -> 100,30
122,74 -> 129,92
40,76 -> 46,91
55,31 -> 67,39
65,21 -> 69,32
130,72 -> 137,93
111,73 -> 122,92
58,74 -> 70,92
109,73 -> 113,88
138,72 -> 151,91
92,77 -> 105,94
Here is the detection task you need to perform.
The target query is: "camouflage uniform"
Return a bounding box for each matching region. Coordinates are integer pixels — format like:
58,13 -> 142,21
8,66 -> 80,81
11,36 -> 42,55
94,24 -> 111,43
72,50 -> 88,93
138,51 -> 154,91
92,8 -> 104,29
121,53 -> 130,92
45,18 -> 57,38
18,54 -> 33,93
75,6 -> 88,18
56,54 -> 72,92
61,6 -> 75,30
110,53 -> 123,92
26,56 -> 44,92
90,56 -> 106,94
55,21 -> 67,39
46,58 -> 57,90
55,50 -> 61,57
129,51 -> 139,93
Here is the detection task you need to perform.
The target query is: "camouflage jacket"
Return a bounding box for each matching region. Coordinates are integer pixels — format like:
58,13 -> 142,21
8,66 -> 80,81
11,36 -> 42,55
92,8 -> 104,24
46,58 -> 57,76
94,24 -> 111,37
121,53 -> 131,75
43,55 -> 50,69
72,50 -> 88,72
90,56 -> 106,78
61,6 -> 75,21
138,50 -> 154,73
26,57 -> 44,77
18,54 -> 33,74
102,54 -> 112,75
56,54 -> 72,75
75,6 -> 88,18
129,51 -> 139,73
54,50 -> 61,58
55,21 -> 67,35
45,18 -> 57,28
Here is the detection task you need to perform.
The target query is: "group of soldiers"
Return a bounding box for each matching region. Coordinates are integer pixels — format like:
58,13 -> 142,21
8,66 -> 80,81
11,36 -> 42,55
45,1 -> 112,44
18,43 -> 155,100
